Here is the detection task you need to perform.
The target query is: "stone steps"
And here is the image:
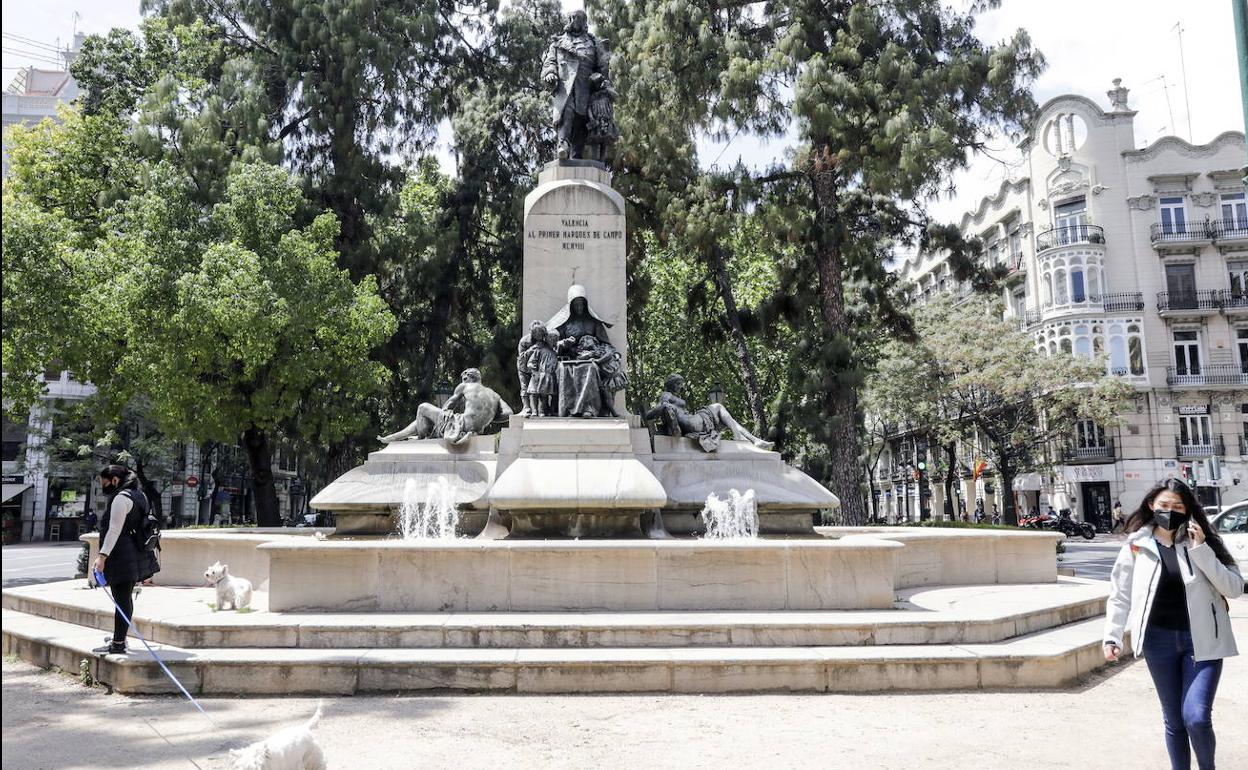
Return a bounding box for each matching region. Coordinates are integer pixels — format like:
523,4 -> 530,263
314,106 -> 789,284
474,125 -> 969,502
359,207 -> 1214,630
2,580 -> 1107,650
0,609 -> 1113,694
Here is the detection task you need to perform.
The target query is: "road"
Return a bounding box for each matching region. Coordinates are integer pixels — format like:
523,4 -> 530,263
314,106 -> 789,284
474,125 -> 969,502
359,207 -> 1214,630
2,542 -> 84,589
1058,535 -> 1123,581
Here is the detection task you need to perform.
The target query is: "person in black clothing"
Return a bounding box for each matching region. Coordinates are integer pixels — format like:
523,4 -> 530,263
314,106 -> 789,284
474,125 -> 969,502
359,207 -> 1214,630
92,464 -> 159,655
1104,480 -> 1242,770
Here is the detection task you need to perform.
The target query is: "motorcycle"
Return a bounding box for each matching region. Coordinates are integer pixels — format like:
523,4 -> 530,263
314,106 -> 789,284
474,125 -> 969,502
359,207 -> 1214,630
1056,512 -> 1096,540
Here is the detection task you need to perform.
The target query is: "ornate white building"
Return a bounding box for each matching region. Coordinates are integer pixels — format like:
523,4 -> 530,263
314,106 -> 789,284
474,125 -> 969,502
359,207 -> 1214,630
878,80 -> 1247,526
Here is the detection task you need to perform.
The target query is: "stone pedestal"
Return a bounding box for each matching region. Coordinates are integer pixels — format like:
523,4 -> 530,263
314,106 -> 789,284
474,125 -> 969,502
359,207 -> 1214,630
308,437 -> 500,535
488,416 -> 666,537
524,160 -> 627,415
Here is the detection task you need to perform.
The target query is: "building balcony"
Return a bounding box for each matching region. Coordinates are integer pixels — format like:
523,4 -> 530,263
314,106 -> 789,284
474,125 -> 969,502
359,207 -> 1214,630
1156,290 -> 1220,317
1005,251 -> 1027,283
1176,436 -> 1225,458
1036,225 -> 1105,255
1102,292 -> 1144,313
1063,438 -> 1116,464
1150,221 -> 1215,253
1223,292 -> 1248,315
1213,218 -> 1248,247
1040,295 -> 1103,321
1166,363 -> 1248,387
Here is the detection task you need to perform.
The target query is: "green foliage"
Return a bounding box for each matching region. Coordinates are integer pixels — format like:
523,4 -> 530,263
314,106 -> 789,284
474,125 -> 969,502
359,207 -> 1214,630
593,0 -> 1045,522
865,294 -> 1132,522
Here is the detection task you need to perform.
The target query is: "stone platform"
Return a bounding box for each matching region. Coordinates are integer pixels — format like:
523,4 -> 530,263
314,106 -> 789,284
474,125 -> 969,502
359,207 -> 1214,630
2,578 -> 1119,695
311,418 -> 841,537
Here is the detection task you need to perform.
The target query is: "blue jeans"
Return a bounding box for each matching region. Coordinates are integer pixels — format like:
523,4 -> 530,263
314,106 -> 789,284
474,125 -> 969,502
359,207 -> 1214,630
1142,627 -> 1223,770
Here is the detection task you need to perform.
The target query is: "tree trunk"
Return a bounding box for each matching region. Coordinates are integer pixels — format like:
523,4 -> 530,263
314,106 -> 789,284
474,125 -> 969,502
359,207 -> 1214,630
808,146 -> 866,525
242,427 -> 282,527
198,441 -> 217,526
991,439 -> 1019,526
709,243 -> 769,436
943,442 -> 957,520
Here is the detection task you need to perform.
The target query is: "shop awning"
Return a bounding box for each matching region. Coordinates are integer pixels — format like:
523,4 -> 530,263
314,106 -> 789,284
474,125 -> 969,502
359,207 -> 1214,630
2,483 -> 32,503
1012,473 -> 1043,492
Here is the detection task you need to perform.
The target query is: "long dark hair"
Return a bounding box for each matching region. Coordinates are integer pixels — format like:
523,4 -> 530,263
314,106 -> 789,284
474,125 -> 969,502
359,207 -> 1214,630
97,464 -> 136,489
1127,479 -> 1236,567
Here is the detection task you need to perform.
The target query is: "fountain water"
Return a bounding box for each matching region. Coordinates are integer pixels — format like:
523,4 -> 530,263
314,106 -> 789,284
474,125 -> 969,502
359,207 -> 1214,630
398,476 -> 460,540
699,488 -> 758,539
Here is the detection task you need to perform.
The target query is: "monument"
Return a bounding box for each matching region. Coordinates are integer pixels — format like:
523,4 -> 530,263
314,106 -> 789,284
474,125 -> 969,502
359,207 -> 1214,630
309,8 -> 838,537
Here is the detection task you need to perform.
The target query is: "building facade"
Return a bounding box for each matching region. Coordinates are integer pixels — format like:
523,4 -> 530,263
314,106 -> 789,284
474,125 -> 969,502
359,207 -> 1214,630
876,81 -> 1248,526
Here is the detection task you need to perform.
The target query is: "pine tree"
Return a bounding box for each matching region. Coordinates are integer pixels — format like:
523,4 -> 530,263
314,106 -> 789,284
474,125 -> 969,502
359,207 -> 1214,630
596,0 -> 1044,521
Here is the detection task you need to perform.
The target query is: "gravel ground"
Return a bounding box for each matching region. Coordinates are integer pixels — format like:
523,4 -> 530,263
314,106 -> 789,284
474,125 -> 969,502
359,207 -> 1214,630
3,603 -> 1246,770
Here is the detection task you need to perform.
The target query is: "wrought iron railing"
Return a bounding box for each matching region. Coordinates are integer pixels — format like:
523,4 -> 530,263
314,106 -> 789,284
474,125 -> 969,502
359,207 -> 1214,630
1150,220 -> 1216,243
1063,438 -> 1115,462
1102,292 -> 1144,313
1157,290 -> 1220,312
1036,224 -> 1105,252
1223,292 -> 1248,311
1175,436 -> 1225,457
1166,364 -> 1248,386
1213,217 -> 1248,241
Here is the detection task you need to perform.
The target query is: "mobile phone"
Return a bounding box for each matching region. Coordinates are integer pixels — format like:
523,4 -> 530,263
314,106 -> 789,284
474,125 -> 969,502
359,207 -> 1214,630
93,569 -> 108,587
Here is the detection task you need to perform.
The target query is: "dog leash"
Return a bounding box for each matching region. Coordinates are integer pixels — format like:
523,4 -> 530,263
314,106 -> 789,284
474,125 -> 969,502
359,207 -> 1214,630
94,572 -> 220,729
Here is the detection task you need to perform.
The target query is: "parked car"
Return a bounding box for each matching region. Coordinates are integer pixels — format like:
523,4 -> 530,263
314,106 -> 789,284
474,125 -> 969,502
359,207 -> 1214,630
1210,506 -> 1248,585
1203,505 -> 1222,518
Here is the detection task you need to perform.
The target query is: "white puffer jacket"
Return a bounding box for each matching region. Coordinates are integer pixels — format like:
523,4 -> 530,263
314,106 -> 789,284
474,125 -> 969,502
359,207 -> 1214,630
1104,526 -> 1244,662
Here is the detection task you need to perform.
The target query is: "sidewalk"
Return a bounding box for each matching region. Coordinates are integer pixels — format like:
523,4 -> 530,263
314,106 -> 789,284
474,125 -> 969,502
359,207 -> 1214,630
3,601 -> 1246,770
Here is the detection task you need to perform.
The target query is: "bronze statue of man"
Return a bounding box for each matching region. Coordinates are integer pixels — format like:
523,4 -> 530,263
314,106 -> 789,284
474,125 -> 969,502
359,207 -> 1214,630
378,368 -> 513,446
541,10 -> 611,161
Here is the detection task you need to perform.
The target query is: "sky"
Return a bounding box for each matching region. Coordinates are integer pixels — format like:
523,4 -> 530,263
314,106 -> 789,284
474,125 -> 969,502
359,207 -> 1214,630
2,0 -> 1242,225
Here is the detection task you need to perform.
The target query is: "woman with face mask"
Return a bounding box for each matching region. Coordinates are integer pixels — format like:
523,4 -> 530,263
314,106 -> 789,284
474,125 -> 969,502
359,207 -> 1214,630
1103,479 -> 1243,770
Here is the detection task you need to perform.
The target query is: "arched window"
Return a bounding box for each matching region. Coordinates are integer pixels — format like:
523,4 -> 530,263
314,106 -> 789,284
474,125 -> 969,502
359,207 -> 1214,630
1071,267 -> 1086,303
1087,266 -> 1100,300
1128,324 -> 1145,375
1042,272 -> 1053,306
1055,268 -> 1069,303
1110,336 -> 1127,374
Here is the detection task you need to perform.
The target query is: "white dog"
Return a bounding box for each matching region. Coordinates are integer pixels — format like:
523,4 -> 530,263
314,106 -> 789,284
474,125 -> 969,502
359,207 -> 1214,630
228,702 -> 327,770
204,561 -> 253,611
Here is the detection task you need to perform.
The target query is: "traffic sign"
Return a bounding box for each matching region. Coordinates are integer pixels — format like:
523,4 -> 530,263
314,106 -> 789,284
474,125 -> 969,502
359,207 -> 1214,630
186,475 -> 199,488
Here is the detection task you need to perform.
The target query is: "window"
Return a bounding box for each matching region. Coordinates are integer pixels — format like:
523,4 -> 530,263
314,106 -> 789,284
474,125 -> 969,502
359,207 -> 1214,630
1174,330 -> 1201,376
1075,419 -> 1106,449
1222,192 -> 1247,229
1128,325 -> 1145,375
1178,414 -> 1212,448
1007,221 -> 1022,263
1160,196 -> 1187,235
1230,261 -> 1248,300
1071,268 -> 1086,303
1165,263 -> 1197,306
1055,267 -> 1069,303
1239,329 -> 1248,374
1054,198 -> 1087,242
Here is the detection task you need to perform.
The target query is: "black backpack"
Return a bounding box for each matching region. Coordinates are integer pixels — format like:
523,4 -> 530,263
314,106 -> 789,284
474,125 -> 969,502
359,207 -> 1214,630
126,490 -> 162,553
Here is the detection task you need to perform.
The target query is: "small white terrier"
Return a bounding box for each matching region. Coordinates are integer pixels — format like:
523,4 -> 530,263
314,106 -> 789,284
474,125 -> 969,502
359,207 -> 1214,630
204,561 -> 253,611
228,702 -> 327,770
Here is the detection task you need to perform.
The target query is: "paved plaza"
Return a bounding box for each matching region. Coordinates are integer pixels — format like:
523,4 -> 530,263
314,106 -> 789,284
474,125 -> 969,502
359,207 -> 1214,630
2,597 -> 1245,769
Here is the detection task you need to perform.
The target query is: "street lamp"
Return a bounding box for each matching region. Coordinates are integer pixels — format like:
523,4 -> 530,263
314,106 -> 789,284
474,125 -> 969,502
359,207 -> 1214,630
708,382 -> 724,405
435,381 -> 455,408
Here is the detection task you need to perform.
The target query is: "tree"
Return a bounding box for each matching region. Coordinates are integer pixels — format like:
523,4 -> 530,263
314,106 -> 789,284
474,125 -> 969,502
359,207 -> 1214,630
3,133 -> 397,525
595,0 -> 1044,523
866,295 -> 1131,525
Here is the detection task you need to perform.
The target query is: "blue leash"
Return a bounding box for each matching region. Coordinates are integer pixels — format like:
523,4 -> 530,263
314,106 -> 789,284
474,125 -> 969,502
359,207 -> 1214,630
94,570 -> 219,729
